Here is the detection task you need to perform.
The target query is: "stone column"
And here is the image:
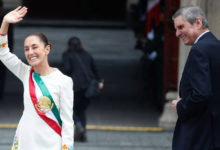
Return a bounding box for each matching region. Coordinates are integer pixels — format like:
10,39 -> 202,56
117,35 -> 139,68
158,91 -> 178,131
181,0 -> 202,6
205,0 -> 220,39
3,0 -> 21,9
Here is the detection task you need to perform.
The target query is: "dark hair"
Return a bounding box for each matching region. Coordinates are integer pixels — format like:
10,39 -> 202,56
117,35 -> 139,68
26,32 -> 51,47
67,37 -> 85,53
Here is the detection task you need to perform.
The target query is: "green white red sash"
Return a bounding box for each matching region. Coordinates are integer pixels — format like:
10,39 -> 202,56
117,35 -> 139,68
29,68 -> 62,136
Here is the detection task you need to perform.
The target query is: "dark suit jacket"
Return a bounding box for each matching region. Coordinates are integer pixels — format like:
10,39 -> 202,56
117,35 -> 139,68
173,32 -> 220,150
62,51 -> 101,92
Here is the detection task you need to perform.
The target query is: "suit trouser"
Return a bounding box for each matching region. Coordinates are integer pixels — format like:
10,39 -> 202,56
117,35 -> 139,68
73,89 -> 90,130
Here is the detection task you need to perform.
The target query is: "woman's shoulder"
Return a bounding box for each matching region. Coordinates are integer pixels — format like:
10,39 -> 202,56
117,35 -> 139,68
56,69 -> 73,83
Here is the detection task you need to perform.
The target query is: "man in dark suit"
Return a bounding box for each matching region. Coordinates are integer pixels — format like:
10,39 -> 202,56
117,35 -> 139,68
172,6 -> 220,150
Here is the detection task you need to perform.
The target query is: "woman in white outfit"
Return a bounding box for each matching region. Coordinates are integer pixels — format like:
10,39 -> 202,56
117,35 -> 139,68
0,7 -> 74,150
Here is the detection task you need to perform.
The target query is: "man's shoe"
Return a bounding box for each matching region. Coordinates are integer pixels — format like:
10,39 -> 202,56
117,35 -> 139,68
78,133 -> 87,142
74,122 -> 85,141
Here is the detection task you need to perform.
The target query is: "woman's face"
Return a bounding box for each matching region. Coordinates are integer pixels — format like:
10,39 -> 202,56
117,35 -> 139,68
24,35 -> 50,67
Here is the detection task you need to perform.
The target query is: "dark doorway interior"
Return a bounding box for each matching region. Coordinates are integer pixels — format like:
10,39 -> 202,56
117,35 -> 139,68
22,0 -> 126,20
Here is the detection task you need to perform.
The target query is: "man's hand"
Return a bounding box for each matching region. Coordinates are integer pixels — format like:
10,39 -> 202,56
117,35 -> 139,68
172,97 -> 181,112
97,82 -> 104,92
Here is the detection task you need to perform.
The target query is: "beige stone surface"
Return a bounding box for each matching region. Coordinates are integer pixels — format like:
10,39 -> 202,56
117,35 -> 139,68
181,0 -> 201,6
158,91 -> 178,130
205,0 -> 220,39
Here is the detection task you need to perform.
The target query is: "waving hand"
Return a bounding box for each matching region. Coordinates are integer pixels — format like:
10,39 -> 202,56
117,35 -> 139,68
4,6 -> 28,24
0,6 -> 27,35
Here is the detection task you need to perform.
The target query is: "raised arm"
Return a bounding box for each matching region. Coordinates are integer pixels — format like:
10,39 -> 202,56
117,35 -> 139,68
0,6 -> 28,82
0,6 -> 27,35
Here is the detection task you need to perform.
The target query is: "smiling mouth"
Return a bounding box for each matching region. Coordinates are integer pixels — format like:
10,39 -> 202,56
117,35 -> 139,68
180,35 -> 185,39
30,57 -> 38,61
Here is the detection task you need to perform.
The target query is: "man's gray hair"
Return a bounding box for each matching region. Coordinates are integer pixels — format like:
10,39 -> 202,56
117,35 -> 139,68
172,6 -> 209,29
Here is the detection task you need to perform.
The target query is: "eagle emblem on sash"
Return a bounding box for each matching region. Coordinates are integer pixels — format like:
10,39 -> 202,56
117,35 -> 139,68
35,96 -> 54,114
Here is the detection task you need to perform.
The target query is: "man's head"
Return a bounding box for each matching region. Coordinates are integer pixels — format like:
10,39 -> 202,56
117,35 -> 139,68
172,6 -> 209,45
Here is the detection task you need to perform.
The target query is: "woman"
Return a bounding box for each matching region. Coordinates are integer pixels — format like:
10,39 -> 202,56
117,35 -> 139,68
0,7 -> 74,150
62,37 -> 103,142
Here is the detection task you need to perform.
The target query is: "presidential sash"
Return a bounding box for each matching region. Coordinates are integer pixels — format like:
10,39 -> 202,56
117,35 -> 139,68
29,68 -> 62,136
